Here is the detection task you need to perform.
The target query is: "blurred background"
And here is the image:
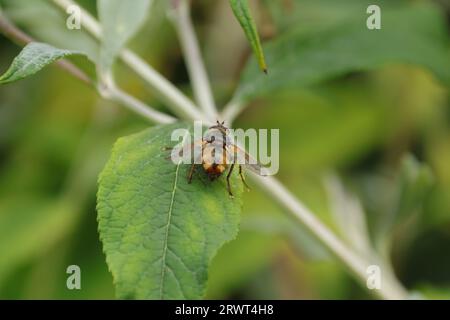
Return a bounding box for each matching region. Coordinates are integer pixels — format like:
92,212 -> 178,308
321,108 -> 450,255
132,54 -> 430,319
0,0 -> 449,299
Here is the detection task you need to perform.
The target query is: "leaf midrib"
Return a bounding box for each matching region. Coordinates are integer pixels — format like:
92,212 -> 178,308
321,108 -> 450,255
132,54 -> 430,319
158,129 -> 189,299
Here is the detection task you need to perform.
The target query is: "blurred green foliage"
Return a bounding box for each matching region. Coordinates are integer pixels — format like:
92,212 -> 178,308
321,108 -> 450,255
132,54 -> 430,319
0,0 -> 449,299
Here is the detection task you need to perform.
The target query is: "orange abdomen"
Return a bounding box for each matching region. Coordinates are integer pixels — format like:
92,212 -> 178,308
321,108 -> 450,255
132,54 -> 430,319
203,162 -> 226,175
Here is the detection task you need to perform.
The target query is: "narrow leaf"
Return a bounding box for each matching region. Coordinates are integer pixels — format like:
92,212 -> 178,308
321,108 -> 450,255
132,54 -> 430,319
0,42 -> 82,84
98,0 -> 152,72
97,123 -> 243,299
229,0 -> 267,73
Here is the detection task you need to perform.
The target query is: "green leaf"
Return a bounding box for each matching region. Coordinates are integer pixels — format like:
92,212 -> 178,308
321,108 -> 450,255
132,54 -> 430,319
1,0 -> 99,63
0,42 -> 82,84
98,0 -> 152,72
97,123 -> 244,299
233,3 -> 450,104
229,0 -> 267,73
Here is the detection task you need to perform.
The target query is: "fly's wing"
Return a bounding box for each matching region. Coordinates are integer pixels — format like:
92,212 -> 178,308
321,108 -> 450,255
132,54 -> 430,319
170,139 -> 205,164
226,144 -> 269,176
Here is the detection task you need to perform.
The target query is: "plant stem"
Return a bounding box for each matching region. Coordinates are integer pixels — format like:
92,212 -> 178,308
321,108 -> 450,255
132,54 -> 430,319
170,0 -> 218,121
51,0 -> 206,122
104,85 -> 176,124
250,174 -> 409,300
119,51 -> 205,121
222,100 -> 244,124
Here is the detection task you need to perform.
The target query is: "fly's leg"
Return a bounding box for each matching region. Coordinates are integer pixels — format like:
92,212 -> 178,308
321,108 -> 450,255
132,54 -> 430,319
239,165 -> 251,191
186,164 -> 208,186
226,164 -> 235,198
195,170 -> 208,186
162,146 -> 174,161
187,164 -> 196,184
